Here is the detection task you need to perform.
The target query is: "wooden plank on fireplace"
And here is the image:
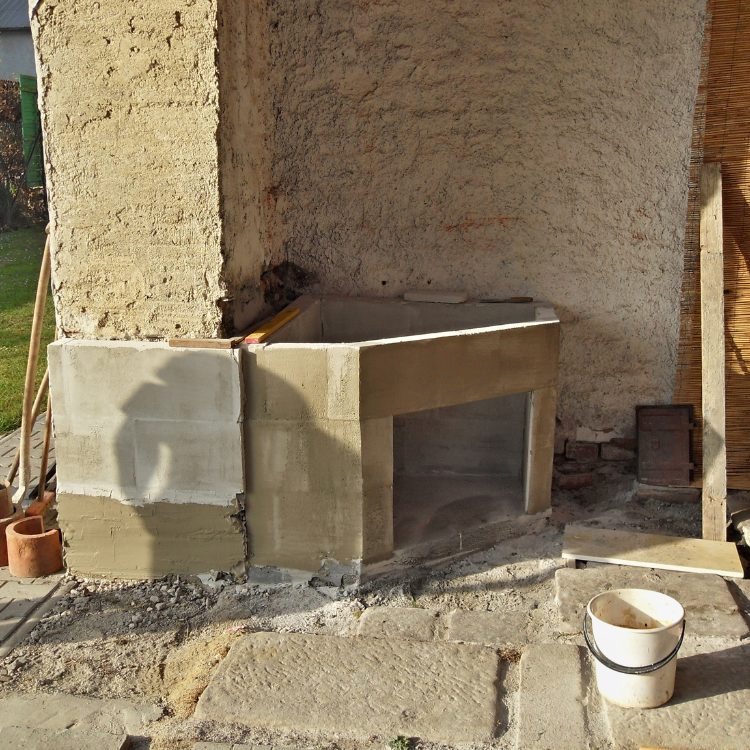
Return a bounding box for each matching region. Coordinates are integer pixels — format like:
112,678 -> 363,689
524,386 -> 556,514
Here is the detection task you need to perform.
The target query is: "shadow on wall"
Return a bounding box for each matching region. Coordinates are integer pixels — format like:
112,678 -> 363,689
241,358 -> 372,577
64,351 -> 248,579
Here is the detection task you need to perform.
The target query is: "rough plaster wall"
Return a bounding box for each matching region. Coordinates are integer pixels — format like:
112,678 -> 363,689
271,0 -> 706,435
217,0 -> 276,333
31,0 -> 226,339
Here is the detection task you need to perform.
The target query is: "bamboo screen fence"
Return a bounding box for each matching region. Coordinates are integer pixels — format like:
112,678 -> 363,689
674,0 -> 750,488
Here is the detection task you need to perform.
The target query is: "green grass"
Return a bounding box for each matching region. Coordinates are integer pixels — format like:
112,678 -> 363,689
0,226 -> 54,433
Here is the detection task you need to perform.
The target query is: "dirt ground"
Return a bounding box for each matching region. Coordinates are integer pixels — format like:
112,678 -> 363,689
0,463 -> 741,749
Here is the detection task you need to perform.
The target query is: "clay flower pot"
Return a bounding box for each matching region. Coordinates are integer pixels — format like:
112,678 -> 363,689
0,505 -> 24,567
7,516 -> 63,578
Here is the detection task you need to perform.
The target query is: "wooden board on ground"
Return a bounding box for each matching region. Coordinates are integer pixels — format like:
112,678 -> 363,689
562,524 -> 744,578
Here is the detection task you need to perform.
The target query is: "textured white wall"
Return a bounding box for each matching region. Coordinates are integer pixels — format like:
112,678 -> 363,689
270,0 -> 707,436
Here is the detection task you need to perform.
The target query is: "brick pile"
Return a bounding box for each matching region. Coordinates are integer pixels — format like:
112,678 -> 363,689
554,438 -> 636,491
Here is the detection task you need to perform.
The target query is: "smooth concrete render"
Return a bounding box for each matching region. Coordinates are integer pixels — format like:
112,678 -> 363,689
57,495 -> 245,579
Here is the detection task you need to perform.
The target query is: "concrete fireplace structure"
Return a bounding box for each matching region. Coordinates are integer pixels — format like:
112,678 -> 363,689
49,296 -> 559,579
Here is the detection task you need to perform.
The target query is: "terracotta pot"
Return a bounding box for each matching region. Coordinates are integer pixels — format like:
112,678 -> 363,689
0,505 -> 24,567
7,516 -> 63,578
0,481 -> 12,519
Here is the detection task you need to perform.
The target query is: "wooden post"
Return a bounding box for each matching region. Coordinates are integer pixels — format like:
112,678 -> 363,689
700,162 -> 727,541
524,386 -> 556,514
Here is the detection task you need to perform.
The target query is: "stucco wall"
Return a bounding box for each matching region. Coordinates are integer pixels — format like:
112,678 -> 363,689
269,0 -> 706,436
0,30 -> 36,80
33,0 -> 706,435
31,0 -> 226,340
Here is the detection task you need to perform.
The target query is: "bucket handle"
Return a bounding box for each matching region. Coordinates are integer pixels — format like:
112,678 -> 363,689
583,612 -> 686,676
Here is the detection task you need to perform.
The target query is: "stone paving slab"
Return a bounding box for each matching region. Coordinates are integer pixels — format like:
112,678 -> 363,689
555,566 -> 749,637
357,606 -> 438,641
518,644 -> 586,750
196,632 -> 503,744
0,725 -> 128,750
446,609 -> 528,646
356,606 -> 528,646
604,642 -> 750,749
0,692 -> 163,736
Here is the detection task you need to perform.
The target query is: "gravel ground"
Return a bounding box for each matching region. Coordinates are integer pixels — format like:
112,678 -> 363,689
0,463 -> 735,749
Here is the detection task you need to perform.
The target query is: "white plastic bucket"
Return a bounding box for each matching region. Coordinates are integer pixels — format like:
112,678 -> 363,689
584,588 -> 685,709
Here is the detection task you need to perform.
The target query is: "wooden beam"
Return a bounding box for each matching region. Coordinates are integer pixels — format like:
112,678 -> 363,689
524,386 -> 556,514
244,307 -> 301,343
700,162 -> 727,541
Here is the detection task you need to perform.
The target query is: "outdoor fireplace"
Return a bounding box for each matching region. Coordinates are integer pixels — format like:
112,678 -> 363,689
50,295 -> 559,580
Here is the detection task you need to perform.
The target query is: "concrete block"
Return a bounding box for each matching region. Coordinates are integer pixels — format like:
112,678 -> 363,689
246,488 -> 363,572
49,340 -> 242,429
58,494 -> 245,578
360,417 -> 393,491
361,484 -> 393,563
518,644 -> 586,750
245,419 -> 363,494
357,606 -> 438,641
445,609 -> 528,646
565,440 -> 599,463
195,632 -> 503,744
54,425 -> 137,498
51,339 -> 244,506
133,419 -> 243,502
245,347 -> 330,420
359,321 -> 560,419
555,567 -> 749,638
325,346 -> 361,419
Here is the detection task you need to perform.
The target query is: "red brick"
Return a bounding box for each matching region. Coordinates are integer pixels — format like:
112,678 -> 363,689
564,441 -> 599,463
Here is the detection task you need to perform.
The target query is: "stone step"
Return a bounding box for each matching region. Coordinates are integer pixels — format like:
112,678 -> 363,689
195,631 -> 505,744
356,605 -> 528,647
0,726 -> 128,749
518,644 -> 587,750
555,566 -> 749,638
